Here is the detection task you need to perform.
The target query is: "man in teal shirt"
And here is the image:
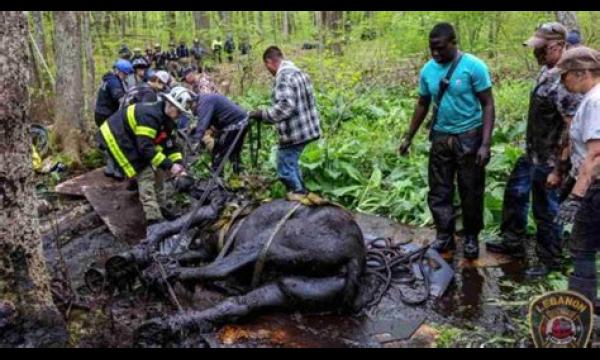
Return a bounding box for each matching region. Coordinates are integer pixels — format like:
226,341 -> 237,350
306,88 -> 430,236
399,22 -> 496,259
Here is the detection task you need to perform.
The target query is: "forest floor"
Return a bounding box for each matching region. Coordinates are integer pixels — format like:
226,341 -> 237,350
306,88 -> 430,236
36,168 -> 600,348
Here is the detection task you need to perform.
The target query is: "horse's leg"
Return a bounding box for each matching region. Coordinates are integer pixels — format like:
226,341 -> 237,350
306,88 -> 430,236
134,275 -> 348,346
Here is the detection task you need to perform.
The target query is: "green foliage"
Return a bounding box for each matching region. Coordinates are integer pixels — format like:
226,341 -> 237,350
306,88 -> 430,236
81,148 -> 104,170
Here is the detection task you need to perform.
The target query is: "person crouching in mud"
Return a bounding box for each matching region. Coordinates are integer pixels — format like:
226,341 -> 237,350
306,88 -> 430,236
191,93 -> 249,175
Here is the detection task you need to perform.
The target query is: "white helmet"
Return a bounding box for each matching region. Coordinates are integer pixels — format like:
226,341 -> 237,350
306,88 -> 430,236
153,70 -> 171,85
162,86 -> 193,117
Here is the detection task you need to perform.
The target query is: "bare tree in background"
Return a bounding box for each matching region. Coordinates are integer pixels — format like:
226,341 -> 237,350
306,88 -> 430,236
82,11 -> 96,129
555,11 -> 580,32
52,11 -> 86,165
0,11 -> 67,347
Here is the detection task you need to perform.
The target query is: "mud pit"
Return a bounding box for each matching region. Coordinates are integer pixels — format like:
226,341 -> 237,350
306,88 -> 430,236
39,170 -> 536,348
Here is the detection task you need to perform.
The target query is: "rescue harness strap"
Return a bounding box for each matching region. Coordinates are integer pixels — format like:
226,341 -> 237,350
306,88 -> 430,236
251,202 -> 302,288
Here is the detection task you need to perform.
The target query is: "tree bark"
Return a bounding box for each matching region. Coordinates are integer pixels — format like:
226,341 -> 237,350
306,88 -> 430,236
82,11 -> 95,127
31,11 -> 47,62
52,11 -> 85,165
321,11 -> 343,55
167,11 -> 176,43
282,11 -> 289,40
257,11 -> 264,37
555,11 -> 580,32
193,11 -> 209,32
0,11 -> 67,347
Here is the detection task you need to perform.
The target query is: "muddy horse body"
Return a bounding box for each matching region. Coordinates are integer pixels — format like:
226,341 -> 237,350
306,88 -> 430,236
130,198 -> 365,346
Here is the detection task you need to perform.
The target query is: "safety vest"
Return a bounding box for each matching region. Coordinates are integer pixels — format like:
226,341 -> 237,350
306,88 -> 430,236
99,103 -> 183,178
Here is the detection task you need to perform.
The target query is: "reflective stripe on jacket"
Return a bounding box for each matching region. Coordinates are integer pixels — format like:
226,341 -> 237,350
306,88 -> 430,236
99,102 -> 182,177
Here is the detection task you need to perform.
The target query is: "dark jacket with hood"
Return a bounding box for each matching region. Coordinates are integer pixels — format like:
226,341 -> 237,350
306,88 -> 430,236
95,72 -> 127,124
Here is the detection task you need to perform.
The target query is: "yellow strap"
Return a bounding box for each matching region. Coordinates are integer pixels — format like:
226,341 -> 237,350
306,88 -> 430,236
135,126 -> 157,138
100,122 -> 136,178
151,151 -> 167,168
155,144 -> 164,153
168,152 -> 183,162
126,105 -> 137,132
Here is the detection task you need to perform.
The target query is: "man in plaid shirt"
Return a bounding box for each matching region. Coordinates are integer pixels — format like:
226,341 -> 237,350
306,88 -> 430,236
249,46 -> 324,204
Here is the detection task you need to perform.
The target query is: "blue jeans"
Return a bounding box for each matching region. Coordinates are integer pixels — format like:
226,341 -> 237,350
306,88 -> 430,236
500,155 -> 563,266
277,143 -> 306,193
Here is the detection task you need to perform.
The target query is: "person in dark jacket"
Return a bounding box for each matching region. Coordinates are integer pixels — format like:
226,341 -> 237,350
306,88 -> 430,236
192,93 -> 249,175
98,86 -> 193,226
153,43 -> 167,70
167,42 -> 179,62
177,41 -> 190,63
190,39 -> 206,70
224,34 -> 235,63
95,59 -> 134,127
239,38 -> 251,56
95,59 -> 135,180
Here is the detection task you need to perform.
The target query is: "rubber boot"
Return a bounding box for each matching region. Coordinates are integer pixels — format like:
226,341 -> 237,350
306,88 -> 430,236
431,233 -> 456,253
568,275 -> 597,306
463,234 -> 480,260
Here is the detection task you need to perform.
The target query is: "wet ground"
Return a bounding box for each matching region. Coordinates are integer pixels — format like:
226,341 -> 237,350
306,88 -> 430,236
39,189 -> 537,348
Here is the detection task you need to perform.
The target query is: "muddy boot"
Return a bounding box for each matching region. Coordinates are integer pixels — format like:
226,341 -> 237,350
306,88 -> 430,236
485,237 -> 526,259
306,192 -> 329,206
525,262 -> 552,278
431,233 -> 456,253
568,275 -> 597,305
286,191 -> 312,206
463,234 -> 479,260
126,178 -> 138,192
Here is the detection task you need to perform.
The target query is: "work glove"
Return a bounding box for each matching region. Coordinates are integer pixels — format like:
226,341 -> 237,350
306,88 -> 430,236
475,145 -> 491,167
248,110 -> 264,121
555,193 -> 583,226
170,163 -> 186,177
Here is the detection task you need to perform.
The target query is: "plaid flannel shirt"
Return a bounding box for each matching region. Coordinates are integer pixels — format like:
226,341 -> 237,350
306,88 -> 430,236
261,60 -> 321,148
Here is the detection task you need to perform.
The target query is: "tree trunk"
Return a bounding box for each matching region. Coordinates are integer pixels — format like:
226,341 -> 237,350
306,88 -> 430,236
167,11 -> 176,43
282,11 -> 289,40
52,11 -> 85,166
321,11 -> 343,55
31,11 -> 47,62
0,11 -> 67,347
120,12 -> 126,40
257,11 -> 264,37
555,11 -> 579,31
270,11 -> 278,43
193,11 -> 209,32
82,11 -> 95,128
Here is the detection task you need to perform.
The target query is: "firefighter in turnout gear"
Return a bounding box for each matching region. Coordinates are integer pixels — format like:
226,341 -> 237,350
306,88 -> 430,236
98,86 -> 193,227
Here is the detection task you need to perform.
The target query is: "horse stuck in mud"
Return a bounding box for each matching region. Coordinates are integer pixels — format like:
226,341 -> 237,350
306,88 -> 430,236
81,178 -> 450,347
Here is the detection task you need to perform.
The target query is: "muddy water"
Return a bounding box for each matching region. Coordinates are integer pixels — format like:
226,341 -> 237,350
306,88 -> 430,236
42,204 -> 528,348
